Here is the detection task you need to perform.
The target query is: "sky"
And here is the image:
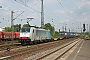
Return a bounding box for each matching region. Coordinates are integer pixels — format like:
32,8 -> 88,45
0,0 -> 90,32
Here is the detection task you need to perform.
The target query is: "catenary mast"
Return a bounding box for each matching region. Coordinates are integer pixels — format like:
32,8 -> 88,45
41,0 -> 44,27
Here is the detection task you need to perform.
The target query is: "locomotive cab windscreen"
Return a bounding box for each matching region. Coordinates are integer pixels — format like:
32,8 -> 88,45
20,27 -> 30,33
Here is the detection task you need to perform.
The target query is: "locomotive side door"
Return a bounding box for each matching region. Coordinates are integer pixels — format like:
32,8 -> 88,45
32,29 -> 36,41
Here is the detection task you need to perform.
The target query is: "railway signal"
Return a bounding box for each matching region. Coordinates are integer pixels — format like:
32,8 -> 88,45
59,29 -> 60,33
83,24 -> 86,32
69,29 -> 70,33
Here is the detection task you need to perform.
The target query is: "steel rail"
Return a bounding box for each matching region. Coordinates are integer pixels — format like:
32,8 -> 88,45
24,39 -> 79,60
0,38 -> 78,60
37,39 -> 82,60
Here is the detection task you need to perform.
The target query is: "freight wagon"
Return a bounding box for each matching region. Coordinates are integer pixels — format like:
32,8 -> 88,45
59,31 -> 76,39
0,32 -> 20,41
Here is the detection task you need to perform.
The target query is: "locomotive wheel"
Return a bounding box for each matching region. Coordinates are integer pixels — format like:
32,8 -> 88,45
21,42 -> 27,46
34,41 -> 37,45
30,41 -> 33,45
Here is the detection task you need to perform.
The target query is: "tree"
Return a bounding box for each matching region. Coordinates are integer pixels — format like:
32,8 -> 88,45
88,33 -> 90,38
43,23 -> 55,37
23,24 -> 30,27
53,31 -> 60,38
4,27 -> 12,32
4,24 -> 21,32
14,24 -> 20,32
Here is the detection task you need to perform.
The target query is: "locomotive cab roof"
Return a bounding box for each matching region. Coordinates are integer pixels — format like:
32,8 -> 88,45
21,26 -> 49,30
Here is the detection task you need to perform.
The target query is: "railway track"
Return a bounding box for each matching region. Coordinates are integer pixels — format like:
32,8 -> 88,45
0,40 -> 20,51
0,38 -> 78,60
0,42 -> 21,51
24,38 -> 82,60
0,44 -> 21,52
38,39 -> 83,60
0,40 -> 19,44
0,39 -> 65,52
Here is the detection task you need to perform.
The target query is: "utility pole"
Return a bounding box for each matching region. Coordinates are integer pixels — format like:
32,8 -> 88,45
80,23 -> 82,33
65,24 -> 67,32
11,11 -> 24,43
87,24 -> 88,33
41,0 -> 44,28
11,11 -> 14,41
69,29 -> 70,33
62,26 -> 64,32
59,29 -> 60,33
0,6 -> 2,8
65,26 -> 66,32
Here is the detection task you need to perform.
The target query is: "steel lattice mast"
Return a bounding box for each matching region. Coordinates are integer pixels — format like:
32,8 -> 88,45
41,0 -> 44,28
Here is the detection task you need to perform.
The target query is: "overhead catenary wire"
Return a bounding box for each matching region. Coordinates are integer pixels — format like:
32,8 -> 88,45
13,11 -> 24,20
7,0 -> 53,19
14,0 -> 55,22
15,0 -> 41,13
31,0 -> 60,23
36,0 -> 57,19
64,0 -> 68,7
57,0 -> 72,18
57,0 -> 78,27
14,0 -> 65,28
56,0 -> 78,32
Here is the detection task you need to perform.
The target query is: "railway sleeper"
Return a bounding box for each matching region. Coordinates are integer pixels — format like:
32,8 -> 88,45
24,39 -> 80,60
